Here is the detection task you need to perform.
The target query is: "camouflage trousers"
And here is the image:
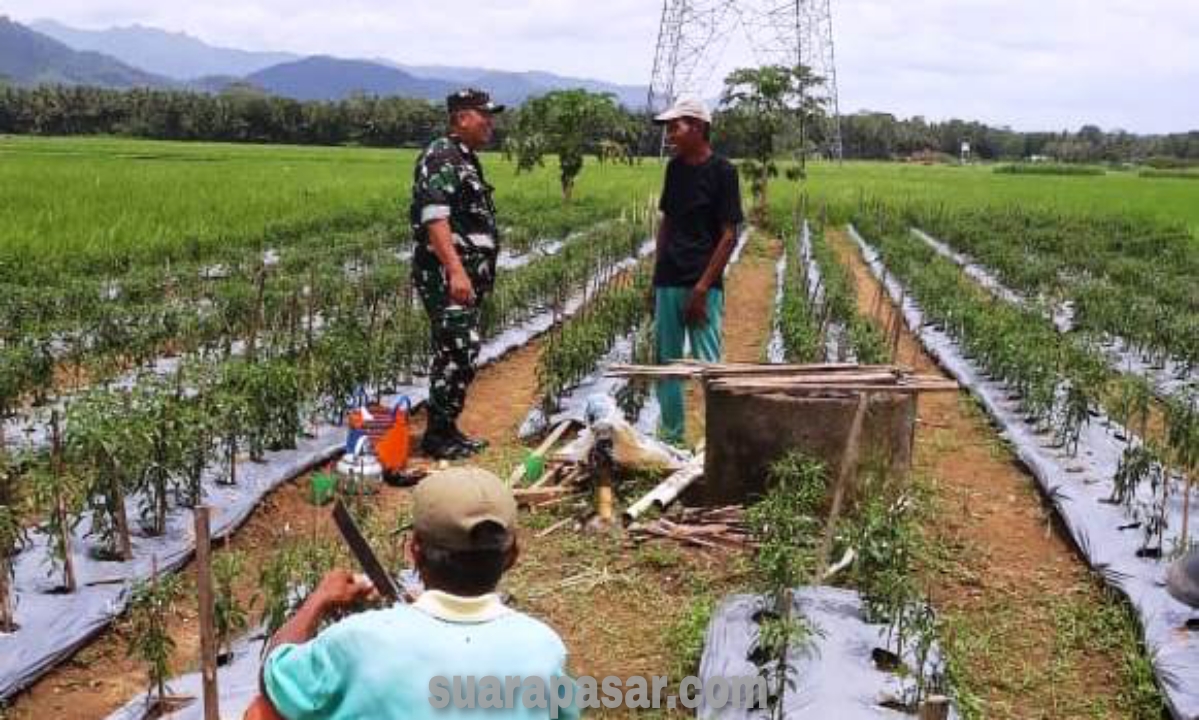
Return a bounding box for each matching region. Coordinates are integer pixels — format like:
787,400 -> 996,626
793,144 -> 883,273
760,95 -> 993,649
415,265 -> 486,426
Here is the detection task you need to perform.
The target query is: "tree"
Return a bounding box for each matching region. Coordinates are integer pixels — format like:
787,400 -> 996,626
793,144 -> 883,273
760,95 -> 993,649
507,89 -> 626,201
720,65 -> 827,218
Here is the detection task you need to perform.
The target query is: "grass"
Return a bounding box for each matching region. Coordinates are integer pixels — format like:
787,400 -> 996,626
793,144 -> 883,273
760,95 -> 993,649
781,161 -> 1199,234
993,163 -> 1106,176
1139,168 -> 1199,180
938,583 -> 1163,720
4,137 -> 1197,276
0,135 -> 661,272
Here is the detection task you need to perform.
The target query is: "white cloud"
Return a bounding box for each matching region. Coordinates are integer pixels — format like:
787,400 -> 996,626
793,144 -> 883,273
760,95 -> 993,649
5,0 -> 1196,132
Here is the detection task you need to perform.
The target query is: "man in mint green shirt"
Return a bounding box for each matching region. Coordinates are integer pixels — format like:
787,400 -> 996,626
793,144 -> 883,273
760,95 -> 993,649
259,467 -> 579,719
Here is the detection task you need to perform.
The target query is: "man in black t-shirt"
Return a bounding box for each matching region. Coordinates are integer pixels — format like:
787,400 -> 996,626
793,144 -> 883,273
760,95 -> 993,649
651,97 -> 744,446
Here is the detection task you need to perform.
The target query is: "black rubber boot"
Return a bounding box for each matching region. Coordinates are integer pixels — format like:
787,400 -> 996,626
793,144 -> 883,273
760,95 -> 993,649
420,416 -> 472,460
450,425 -> 489,454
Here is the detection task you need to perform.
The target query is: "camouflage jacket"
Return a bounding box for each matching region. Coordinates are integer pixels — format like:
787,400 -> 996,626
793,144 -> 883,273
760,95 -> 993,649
409,135 -> 500,292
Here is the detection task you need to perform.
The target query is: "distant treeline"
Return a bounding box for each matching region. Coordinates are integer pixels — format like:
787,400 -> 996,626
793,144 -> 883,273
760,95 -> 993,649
2,84 -> 1198,165
838,112 -> 1199,163
0,84 -> 450,146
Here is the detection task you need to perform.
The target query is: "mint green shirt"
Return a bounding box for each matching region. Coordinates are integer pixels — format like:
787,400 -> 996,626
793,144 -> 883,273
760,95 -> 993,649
264,592 -> 579,720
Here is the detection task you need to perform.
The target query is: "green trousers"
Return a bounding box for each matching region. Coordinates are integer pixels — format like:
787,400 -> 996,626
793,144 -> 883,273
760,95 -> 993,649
655,286 -> 724,445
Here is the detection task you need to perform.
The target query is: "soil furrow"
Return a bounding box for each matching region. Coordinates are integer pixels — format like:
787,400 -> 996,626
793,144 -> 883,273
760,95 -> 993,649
826,226 -> 1141,719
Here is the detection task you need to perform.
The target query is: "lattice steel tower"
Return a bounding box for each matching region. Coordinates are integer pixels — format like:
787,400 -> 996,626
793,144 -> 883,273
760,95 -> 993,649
647,0 -> 844,161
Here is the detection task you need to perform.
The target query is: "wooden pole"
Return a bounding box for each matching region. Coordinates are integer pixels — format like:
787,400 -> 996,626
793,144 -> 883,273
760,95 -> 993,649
0,555 -> 11,632
815,393 -> 870,578
0,423 -> 11,632
151,555 -> 165,705
109,402 -> 134,561
49,411 -> 77,592
1181,470 -> 1193,550
194,507 -> 220,720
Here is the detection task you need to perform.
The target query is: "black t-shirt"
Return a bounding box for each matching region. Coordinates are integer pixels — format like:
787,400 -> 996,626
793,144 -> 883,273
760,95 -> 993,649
654,154 -> 744,289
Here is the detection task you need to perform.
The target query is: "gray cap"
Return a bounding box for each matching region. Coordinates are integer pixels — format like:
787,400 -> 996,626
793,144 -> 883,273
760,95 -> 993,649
653,96 -> 712,125
413,467 -> 517,551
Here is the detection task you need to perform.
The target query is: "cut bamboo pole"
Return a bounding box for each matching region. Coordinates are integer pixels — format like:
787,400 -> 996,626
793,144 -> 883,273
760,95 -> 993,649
815,393 -> 870,578
622,453 -> 705,525
193,507 -> 220,720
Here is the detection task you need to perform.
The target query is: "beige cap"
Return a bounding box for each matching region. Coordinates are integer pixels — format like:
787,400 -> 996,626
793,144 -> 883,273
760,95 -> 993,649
413,467 -> 517,551
653,96 -> 712,125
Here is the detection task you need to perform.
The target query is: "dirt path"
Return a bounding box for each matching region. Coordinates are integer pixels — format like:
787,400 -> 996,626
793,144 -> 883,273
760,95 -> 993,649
723,231 -> 781,364
827,227 -> 1140,719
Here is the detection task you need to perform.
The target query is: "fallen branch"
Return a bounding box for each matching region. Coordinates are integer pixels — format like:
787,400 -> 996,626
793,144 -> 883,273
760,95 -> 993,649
513,486 -> 576,506
535,517 -> 574,539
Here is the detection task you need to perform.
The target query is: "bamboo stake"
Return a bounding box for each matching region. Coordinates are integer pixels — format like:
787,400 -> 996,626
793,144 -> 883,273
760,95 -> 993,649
815,393 -> 871,577
151,555 -> 165,706
0,424 -> 11,631
112,469 -> 134,562
1181,471 -> 1193,550
110,402 -> 134,561
49,411 -> 77,592
194,507 -> 220,720
0,555 -> 11,633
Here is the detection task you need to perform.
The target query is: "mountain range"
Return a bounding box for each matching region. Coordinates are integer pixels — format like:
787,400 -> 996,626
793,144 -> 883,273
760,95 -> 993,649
1,17 -> 648,108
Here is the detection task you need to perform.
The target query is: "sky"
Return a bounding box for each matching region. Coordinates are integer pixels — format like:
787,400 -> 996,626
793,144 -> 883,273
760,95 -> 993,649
6,0 -> 1198,133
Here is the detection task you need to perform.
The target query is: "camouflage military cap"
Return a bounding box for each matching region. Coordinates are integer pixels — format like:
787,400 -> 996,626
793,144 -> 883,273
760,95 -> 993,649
447,88 -> 506,114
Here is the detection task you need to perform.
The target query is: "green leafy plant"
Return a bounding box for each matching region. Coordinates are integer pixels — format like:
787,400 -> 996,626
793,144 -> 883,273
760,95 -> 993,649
0,444 -> 26,631
126,569 -> 184,709
28,454 -> 83,592
65,390 -> 136,560
212,550 -> 250,662
745,452 -> 827,717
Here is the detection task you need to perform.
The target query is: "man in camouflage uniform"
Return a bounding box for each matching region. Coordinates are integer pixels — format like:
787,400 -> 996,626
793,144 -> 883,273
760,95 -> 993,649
410,89 -> 505,459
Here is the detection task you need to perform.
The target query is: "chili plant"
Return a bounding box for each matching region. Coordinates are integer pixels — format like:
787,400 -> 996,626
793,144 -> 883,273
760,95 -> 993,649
0,445 -> 26,631
213,550 -> 250,662
745,452 -> 826,717
28,454 -> 84,592
126,569 -> 184,710
65,389 -> 136,560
